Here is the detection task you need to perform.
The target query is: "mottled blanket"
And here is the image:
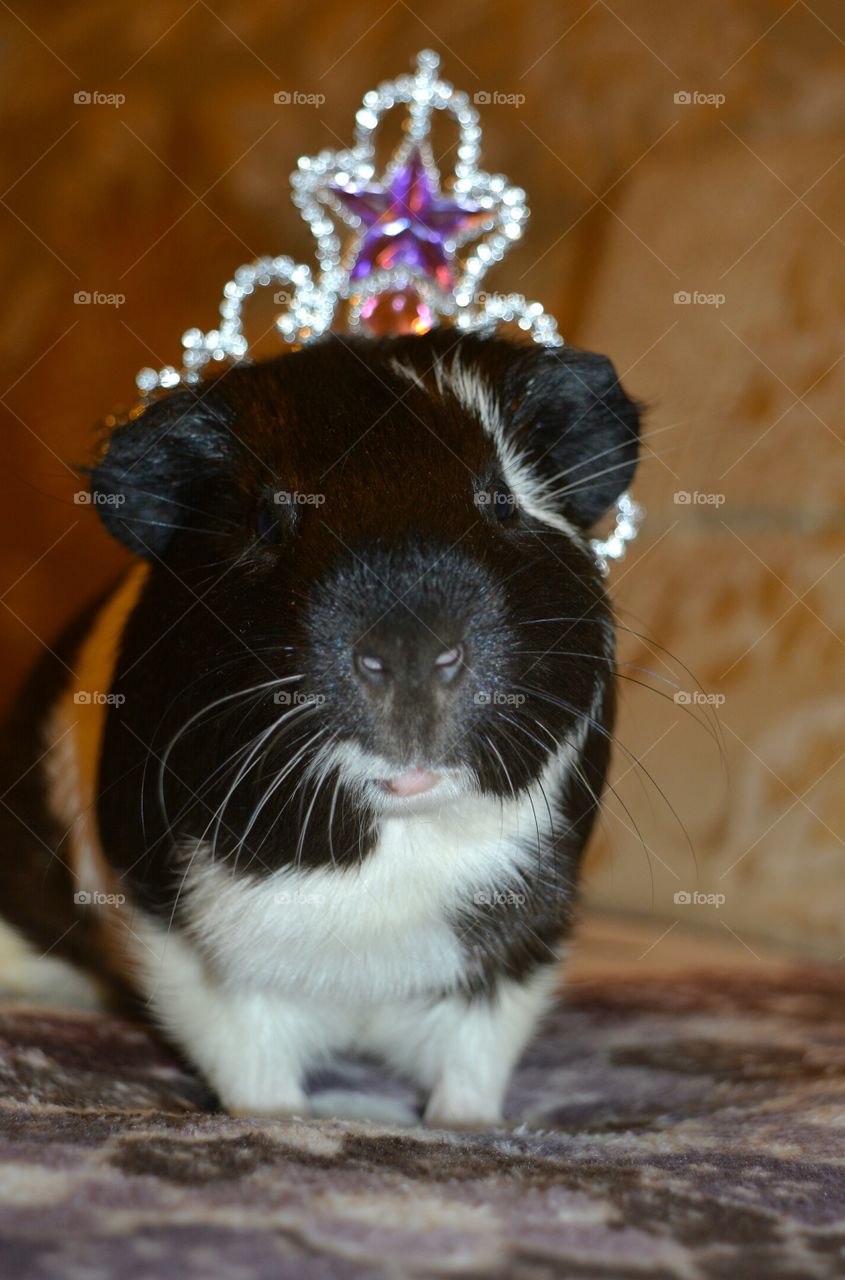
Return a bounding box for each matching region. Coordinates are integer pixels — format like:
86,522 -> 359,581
0,965 -> 843,1279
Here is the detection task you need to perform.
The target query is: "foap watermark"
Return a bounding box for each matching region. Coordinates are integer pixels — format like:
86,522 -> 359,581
674,889 -> 726,908
674,290 -> 725,308
475,291 -> 527,310
474,489 -> 518,510
674,90 -> 725,108
474,691 -> 526,707
273,490 -> 325,507
74,490 -> 125,506
473,90 -> 525,108
674,490 -> 725,507
273,889 -> 325,906
273,690 -> 326,707
273,90 -> 325,107
73,690 -> 126,707
273,290 -> 294,306
674,691 -> 725,707
74,290 -> 125,307
474,889 -> 527,907
74,90 -> 125,108
74,889 -> 126,907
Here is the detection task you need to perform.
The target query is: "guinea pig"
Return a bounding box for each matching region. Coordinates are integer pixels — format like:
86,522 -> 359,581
1,328 -> 639,1127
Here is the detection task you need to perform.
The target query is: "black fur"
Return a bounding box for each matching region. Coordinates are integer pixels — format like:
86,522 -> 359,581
86,331 -> 639,991
3,331 -> 639,1000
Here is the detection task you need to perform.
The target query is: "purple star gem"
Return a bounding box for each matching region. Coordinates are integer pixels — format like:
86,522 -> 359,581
329,147 -> 488,291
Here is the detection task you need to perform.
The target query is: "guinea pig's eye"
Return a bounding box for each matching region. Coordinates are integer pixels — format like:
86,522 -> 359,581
491,483 -> 517,523
255,500 -> 283,545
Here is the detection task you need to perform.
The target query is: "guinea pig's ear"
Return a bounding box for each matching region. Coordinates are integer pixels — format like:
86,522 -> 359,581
88,388 -> 234,559
505,345 -> 641,528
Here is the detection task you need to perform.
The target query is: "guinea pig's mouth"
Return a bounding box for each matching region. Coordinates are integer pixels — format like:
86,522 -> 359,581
380,768 -> 442,798
372,767 -> 473,814
318,742 -> 474,813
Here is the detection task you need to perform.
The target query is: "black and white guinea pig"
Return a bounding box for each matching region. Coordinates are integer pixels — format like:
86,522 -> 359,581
2,329 -> 639,1127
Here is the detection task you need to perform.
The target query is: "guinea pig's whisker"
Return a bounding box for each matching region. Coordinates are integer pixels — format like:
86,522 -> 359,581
482,732 -> 518,803
291,736 -> 341,874
543,454 -> 648,503
162,705 -> 307,945
234,724 -> 328,869
232,717 -> 328,870
532,433 -> 639,493
157,675 -> 306,827
513,681 -> 696,867
496,709 -> 552,760
165,686 -> 295,822
612,619 -> 727,763
488,716 -> 548,863
565,751 -> 656,904
523,712 -> 650,881
519,616 -> 606,627
203,701 -> 318,861
242,725 -> 335,873
114,516 -> 228,539
113,480 -> 242,531
544,438 -> 692,505
326,765 -> 345,871
218,715 -> 324,869
533,415 -> 687,493
518,613 -> 720,748
511,650 -> 720,745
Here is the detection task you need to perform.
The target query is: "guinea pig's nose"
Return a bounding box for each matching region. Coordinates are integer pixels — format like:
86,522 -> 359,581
354,641 -> 465,690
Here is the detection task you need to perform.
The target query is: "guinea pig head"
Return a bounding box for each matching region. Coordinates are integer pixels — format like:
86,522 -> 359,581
91,330 -> 639,828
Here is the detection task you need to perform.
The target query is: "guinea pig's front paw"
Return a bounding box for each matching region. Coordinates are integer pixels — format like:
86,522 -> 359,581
224,1087 -> 310,1120
423,1079 -> 504,1132
213,1071 -> 310,1120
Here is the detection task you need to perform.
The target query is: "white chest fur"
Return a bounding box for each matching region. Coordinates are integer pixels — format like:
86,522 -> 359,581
120,752 -> 576,1121
176,761 -> 565,1006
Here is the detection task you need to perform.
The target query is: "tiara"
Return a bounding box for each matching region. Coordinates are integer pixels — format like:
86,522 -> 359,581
134,50 -> 643,573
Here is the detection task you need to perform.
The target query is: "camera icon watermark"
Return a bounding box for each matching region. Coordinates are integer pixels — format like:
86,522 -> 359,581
674,690 -> 725,707
475,291 -> 525,309
473,90 -> 526,108
673,889 -> 726,908
673,90 -> 725,108
273,690 -> 326,706
273,490 -> 325,507
74,889 -> 126,907
473,889 -> 527,907
673,490 -> 726,507
73,290 -> 125,308
73,690 -> 126,707
673,290 -> 725,308
73,90 -> 126,108
474,691 -> 526,707
474,490 -> 517,510
74,490 -> 125,506
273,90 -> 325,107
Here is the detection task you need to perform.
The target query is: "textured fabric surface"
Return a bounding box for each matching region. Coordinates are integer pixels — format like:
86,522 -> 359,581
1,961 -> 844,1279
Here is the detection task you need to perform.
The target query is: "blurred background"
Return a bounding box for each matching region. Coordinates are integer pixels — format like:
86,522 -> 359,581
1,1 -> 843,956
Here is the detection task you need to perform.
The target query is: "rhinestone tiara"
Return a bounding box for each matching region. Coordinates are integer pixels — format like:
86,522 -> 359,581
134,49 -> 642,573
